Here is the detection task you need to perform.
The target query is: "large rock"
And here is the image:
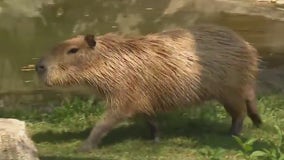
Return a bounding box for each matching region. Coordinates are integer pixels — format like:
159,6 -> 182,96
0,119 -> 39,160
276,0 -> 284,6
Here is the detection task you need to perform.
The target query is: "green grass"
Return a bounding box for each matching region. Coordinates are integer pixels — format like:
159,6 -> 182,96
1,94 -> 284,160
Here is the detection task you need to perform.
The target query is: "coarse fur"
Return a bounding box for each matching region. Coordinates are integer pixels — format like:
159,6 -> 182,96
36,24 -> 262,152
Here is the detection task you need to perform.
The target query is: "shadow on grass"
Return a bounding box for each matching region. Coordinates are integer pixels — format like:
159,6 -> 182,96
40,156 -> 102,160
32,112 -> 266,151
32,128 -> 91,143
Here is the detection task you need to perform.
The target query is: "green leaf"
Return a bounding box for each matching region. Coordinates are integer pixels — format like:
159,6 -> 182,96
279,154 -> 284,160
262,149 -> 270,153
244,145 -> 253,152
233,136 -> 249,152
233,136 -> 244,147
249,151 -> 267,158
274,125 -> 283,146
246,138 -> 257,145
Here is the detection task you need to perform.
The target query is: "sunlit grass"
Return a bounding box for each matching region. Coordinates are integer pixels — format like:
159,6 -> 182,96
1,94 -> 284,160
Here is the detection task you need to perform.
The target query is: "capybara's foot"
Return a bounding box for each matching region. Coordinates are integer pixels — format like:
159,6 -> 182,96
250,113 -> 262,128
76,140 -> 97,153
229,118 -> 244,136
229,130 -> 240,136
229,123 -> 241,136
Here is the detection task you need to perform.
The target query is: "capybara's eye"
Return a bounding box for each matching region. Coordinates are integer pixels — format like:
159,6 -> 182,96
67,48 -> 79,54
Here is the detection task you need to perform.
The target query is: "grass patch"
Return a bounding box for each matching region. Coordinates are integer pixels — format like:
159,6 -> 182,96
1,94 -> 284,160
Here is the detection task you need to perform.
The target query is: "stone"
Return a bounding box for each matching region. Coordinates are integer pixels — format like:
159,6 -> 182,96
0,119 -> 39,160
276,0 -> 284,5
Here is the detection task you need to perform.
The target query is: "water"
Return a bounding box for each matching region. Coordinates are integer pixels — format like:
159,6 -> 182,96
0,0 -> 284,107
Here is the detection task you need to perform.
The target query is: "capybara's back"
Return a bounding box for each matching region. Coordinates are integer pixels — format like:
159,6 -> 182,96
121,25 -> 259,113
36,24 -> 262,152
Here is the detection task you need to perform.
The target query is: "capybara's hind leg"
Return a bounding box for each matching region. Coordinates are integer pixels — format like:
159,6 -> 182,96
245,86 -> 262,127
77,110 -> 126,152
145,116 -> 160,142
221,97 -> 247,136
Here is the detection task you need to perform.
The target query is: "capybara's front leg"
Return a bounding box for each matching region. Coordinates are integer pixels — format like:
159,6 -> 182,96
77,110 -> 125,152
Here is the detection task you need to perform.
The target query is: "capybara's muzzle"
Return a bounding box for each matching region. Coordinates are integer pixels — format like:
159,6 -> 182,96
35,59 -> 47,75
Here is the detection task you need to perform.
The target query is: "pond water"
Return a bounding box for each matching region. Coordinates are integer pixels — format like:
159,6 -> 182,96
0,0 -> 284,107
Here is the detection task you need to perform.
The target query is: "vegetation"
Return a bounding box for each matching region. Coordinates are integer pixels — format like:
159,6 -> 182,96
1,93 -> 284,160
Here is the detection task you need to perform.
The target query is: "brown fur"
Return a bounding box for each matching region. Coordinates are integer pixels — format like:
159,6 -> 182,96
36,24 -> 262,152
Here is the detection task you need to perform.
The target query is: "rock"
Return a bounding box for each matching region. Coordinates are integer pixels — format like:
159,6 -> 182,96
276,0 -> 284,9
257,0 -> 273,2
276,0 -> 284,5
0,119 -> 39,160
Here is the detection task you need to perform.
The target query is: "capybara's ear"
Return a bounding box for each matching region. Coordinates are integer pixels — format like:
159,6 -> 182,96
84,34 -> 96,48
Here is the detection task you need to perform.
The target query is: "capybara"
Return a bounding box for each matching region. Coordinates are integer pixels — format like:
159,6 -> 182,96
36,24 -> 262,152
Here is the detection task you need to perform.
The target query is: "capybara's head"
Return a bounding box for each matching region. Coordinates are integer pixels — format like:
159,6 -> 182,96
36,34 -> 98,86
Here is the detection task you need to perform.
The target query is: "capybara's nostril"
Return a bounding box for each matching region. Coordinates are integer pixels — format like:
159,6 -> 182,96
36,63 -> 46,74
